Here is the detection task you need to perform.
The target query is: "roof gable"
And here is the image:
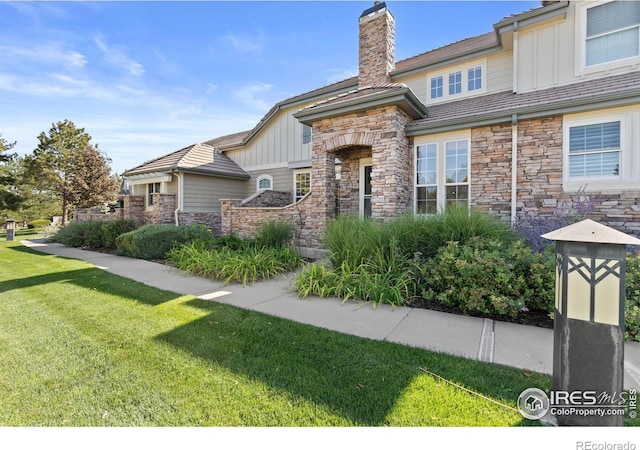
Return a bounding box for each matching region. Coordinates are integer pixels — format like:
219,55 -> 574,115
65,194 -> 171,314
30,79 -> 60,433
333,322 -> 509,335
123,142 -> 249,179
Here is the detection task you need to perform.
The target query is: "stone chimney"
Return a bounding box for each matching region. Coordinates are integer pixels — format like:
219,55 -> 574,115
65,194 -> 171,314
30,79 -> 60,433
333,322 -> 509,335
358,1 -> 395,87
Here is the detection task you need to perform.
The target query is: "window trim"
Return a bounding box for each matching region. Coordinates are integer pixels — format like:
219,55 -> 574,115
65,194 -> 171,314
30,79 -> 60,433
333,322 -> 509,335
448,71 -> 462,96
563,115 -> 625,187
256,174 -> 273,191
293,169 -> 311,203
577,0 -> 640,74
414,139 -> 470,215
430,75 -> 443,99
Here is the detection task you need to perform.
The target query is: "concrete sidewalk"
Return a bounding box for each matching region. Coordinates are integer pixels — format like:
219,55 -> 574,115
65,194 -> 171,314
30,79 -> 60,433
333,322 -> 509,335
21,238 -> 640,390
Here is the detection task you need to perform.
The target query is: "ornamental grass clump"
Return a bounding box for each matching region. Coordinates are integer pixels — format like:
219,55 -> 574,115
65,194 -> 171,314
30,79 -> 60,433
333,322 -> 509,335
166,220 -> 303,285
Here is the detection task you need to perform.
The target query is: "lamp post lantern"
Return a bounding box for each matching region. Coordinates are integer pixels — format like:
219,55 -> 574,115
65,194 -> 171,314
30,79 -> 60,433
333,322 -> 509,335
542,219 -> 640,426
5,219 -> 15,241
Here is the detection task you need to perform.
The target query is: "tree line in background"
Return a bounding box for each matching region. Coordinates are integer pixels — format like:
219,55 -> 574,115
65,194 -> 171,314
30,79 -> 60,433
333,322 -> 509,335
0,119 -> 120,226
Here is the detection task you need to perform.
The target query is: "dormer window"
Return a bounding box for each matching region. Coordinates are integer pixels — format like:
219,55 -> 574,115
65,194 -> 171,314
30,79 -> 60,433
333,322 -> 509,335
586,1 -> 640,67
448,71 -> 462,95
430,76 -> 443,99
468,66 -> 482,91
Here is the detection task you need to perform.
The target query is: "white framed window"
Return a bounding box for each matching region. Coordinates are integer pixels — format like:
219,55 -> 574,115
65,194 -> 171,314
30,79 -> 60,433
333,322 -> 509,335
468,66 -> 482,91
585,1 -> 640,67
430,76 -> 443,99
293,170 -> 311,202
415,139 -> 470,214
302,124 -> 312,144
416,143 -> 438,214
256,174 -> 273,191
567,120 -> 621,180
448,71 -> 462,95
444,140 -> 470,209
147,182 -> 161,206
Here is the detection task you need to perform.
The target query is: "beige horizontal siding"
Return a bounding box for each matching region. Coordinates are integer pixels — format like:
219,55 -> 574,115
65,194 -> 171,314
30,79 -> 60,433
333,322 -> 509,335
183,174 -> 246,212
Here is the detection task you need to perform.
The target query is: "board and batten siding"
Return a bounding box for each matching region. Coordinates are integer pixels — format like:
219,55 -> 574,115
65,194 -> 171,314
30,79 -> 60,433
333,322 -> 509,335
182,174 -> 245,212
225,104 -> 313,170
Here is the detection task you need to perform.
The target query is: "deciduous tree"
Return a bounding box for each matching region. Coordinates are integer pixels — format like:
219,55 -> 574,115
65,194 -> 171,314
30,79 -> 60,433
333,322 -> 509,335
25,120 -> 119,225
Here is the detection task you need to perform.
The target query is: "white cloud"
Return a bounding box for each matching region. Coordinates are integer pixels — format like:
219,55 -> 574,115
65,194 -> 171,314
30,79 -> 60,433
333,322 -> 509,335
223,30 -> 264,53
0,42 -> 87,70
233,82 -> 274,111
93,35 -> 145,77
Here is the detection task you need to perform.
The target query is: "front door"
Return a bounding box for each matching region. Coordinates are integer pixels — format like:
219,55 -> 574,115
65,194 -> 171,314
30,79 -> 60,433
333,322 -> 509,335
359,158 -> 372,218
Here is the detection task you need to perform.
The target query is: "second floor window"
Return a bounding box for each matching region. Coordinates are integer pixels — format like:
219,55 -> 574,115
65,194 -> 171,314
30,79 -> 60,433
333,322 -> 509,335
468,66 -> 482,91
448,71 -> 462,95
302,124 -> 312,144
430,76 -> 443,99
586,0 -> 640,67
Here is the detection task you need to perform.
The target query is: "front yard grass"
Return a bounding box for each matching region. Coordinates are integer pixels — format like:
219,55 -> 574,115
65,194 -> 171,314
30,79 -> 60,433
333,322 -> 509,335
0,240 -> 551,426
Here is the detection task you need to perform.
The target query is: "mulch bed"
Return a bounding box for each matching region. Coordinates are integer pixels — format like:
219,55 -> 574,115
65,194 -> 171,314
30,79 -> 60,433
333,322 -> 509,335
410,297 -> 554,329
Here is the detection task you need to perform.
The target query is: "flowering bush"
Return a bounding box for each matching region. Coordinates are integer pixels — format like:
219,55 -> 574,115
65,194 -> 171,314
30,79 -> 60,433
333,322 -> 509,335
624,252 -> 640,341
419,238 -> 555,318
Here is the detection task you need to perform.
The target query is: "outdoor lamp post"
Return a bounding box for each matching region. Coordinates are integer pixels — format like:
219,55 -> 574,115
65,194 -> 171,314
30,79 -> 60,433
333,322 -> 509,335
5,219 -> 15,242
542,219 -> 640,426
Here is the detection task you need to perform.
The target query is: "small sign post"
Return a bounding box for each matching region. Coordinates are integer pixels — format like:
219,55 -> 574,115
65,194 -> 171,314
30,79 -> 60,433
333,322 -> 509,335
542,219 -> 640,426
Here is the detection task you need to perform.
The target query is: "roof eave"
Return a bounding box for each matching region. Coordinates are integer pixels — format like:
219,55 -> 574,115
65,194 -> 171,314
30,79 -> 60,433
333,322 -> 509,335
294,87 -> 428,125
494,1 -> 569,34
176,167 -> 250,180
392,43 -> 502,79
406,90 -> 640,136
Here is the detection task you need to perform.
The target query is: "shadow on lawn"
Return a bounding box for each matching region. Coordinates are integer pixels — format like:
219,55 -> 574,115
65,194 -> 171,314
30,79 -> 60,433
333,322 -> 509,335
156,297 -> 542,426
1,246 -> 179,306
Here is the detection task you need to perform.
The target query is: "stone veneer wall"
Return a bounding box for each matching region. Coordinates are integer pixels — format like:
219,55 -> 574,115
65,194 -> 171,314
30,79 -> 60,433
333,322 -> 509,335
142,193 -> 176,225
74,208 -> 124,223
471,115 -> 640,236
241,190 -> 291,207
123,195 -> 145,225
220,193 -> 313,248
179,212 -> 222,235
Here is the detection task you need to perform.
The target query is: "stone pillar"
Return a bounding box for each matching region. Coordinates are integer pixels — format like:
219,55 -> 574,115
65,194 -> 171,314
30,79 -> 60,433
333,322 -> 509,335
370,106 -> 412,221
308,135 -> 336,247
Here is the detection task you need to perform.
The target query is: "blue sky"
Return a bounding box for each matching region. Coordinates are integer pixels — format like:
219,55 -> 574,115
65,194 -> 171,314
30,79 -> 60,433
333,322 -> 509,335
0,1 -> 538,175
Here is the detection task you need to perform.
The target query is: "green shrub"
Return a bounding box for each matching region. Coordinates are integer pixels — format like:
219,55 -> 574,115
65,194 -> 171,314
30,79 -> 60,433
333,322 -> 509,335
53,219 -> 137,249
115,224 -> 211,260
99,219 -> 137,249
166,241 -> 303,284
27,219 -> 51,229
624,252 -> 640,341
419,238 -> 555,318
256,220 -> 294,249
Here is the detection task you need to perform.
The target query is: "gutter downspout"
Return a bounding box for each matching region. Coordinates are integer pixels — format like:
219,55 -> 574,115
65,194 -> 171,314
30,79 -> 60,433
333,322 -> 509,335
174,172 -> 183,226
511,114 -> 518,227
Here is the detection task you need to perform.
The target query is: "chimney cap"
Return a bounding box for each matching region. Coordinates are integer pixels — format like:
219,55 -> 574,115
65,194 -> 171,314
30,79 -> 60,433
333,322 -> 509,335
360,1 -> 387,18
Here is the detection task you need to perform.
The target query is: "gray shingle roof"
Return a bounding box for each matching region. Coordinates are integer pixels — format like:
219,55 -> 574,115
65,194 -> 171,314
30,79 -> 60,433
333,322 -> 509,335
122,143 -> 249,179
408,71 -> 640,132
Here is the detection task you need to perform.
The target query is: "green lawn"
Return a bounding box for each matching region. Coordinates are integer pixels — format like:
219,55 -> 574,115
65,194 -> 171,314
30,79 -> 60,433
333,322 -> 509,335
0,240 -> 551,426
